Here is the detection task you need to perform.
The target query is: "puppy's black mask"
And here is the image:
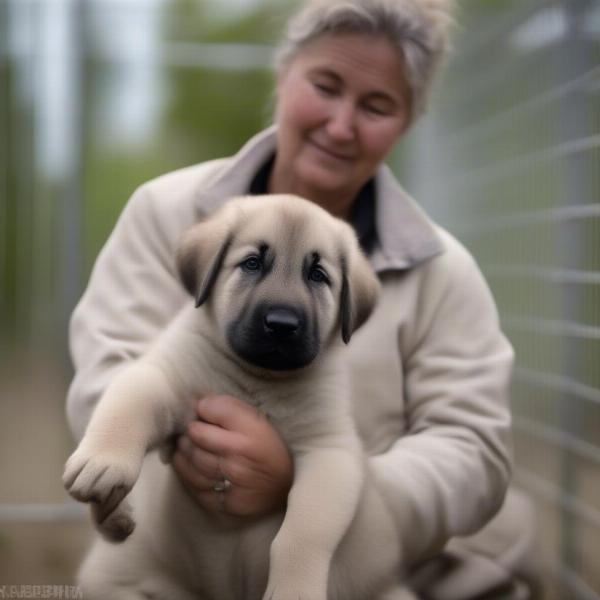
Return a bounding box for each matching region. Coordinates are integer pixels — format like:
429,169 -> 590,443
227,302 -> 320,371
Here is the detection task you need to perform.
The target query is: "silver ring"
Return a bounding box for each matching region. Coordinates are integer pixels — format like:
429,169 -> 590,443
213,478 -> 232,493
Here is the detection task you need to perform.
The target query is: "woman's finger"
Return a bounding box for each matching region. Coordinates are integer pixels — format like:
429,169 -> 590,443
177,436 -> 222,479
187,420 -> 247,457
196,395 -> 265,434
173,456 -> 237,514
172,450 -> 219,492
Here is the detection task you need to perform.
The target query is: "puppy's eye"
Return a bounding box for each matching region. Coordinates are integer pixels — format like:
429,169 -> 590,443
240,256 -> 262,272
308,267 -> 330,284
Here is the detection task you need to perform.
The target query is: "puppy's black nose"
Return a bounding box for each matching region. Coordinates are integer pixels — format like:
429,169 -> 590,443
264,308 -> 301,336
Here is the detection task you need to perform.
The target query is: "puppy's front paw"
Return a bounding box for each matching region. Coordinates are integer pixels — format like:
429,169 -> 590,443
92,498 -> 136,542
63,441 -> 141,508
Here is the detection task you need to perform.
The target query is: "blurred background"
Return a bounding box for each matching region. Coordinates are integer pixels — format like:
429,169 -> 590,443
0,0 -> 599,597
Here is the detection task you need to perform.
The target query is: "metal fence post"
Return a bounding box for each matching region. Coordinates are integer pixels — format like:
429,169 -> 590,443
58,0 -> 86,369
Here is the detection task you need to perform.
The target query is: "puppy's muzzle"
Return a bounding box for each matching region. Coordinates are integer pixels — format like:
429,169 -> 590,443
228,303 -> 319,371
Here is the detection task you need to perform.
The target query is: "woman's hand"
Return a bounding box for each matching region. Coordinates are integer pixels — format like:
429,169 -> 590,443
172,395 -> 294,517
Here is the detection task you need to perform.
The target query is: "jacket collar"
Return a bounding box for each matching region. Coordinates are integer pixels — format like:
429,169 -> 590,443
197,126 -> 278,213
197,126 -> 444,273
371,165 -> 444,271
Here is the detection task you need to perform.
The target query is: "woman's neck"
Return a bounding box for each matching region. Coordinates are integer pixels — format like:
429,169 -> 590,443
267,167 -> 355,221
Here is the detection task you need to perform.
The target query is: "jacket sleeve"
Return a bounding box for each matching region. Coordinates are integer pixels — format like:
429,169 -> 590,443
66,184 -> 190,441
369,246 -> 514,566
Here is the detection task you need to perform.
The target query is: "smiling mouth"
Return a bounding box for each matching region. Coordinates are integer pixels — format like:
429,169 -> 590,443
309,140 -> 355,162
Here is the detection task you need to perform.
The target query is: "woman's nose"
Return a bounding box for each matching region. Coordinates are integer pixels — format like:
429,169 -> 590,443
325,101 -> 356,142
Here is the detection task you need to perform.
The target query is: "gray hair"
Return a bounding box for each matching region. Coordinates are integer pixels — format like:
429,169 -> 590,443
275,0 -> 456,121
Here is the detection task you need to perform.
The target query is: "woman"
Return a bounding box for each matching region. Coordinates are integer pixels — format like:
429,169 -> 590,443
66,0 -> 539,598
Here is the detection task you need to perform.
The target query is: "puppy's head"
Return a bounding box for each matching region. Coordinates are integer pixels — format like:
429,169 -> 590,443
176,195 -> 380,371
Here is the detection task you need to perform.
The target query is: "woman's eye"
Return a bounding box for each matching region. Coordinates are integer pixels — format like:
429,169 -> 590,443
241,256 -> 261,272
364,104 -> 389,117
308,267 -> 329,284
313,82 -> 336,96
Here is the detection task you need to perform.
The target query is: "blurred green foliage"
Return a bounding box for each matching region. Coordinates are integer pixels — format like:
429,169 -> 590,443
1,43 -> 36,351
159,0 -> 298,162
1,0 -> 299,354
82,0 -> 296,275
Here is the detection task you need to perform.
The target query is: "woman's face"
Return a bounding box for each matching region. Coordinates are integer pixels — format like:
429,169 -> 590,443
274,33 -> 411,206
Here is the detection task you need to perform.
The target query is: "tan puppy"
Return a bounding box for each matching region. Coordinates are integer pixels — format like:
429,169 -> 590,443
63,195 -> 407,600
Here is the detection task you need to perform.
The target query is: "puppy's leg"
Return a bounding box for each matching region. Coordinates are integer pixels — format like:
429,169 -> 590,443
263,448 -> 364,600
328,478 -> 403,600
79,536 -> 199,600
378,588 -> 419,600
63,361 -> 189,537
78,581 -> 148,600
80,576 -> 199,600
78,539 -> 148,600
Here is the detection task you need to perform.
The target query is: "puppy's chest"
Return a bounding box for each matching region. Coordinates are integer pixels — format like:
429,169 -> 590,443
226,381 -> 318,433
207,375 -> 347,446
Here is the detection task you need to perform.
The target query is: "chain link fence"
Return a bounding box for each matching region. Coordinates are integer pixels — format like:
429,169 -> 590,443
400,1 -> 600,597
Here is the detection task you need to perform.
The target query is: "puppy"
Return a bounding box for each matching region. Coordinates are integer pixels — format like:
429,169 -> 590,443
63,194 -> 406,600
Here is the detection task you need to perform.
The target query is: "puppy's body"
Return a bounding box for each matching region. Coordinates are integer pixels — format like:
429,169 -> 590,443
64,195 -> 406,600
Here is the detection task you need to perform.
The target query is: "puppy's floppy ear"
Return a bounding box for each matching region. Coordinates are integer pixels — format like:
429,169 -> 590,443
339,241 -> 380,344
176,213 -> 234,307
193,236 -> 232,307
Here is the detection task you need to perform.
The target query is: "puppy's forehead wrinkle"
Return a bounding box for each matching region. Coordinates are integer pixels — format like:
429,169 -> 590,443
274,211 -> 306,253
232,199 -> 347,267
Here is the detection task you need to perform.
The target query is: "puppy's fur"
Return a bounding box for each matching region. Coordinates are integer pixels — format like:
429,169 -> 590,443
63,195 -> 407,600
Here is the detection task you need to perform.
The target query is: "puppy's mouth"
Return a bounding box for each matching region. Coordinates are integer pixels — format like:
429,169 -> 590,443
226,304 -> 319,371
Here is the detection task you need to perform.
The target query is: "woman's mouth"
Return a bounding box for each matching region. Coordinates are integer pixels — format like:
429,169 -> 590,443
308,140 -> 355,162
